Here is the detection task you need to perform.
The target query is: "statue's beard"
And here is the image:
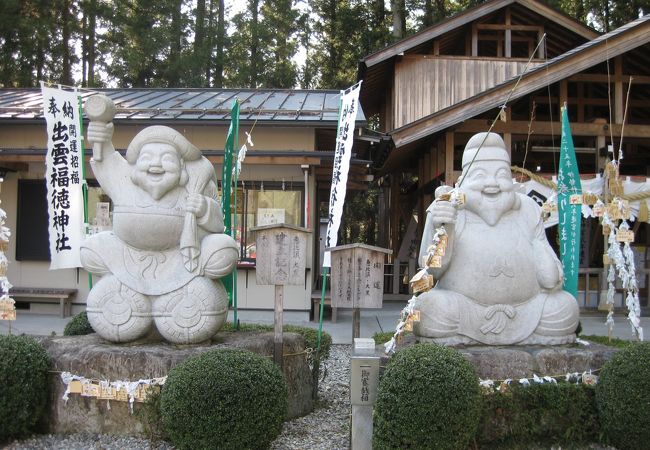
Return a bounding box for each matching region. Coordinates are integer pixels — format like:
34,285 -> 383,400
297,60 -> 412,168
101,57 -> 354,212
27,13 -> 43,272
466,190 -> 516,226
131,169 -> 179,200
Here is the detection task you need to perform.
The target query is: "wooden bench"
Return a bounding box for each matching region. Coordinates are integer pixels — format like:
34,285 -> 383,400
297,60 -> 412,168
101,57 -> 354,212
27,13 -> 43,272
10,288 -> 77,318
311,292 -> 337,323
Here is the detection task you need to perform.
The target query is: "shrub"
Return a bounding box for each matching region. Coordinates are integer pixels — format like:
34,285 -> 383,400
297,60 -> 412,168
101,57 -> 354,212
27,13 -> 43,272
0,335 -> 51,442
479,382 -> 600,448
373,343 -> 481,450
372,331 -> 394,345
596,342 -> 650,449
63,311 -> 94,336
580,334 -> 633,348
160,349 -> 287,450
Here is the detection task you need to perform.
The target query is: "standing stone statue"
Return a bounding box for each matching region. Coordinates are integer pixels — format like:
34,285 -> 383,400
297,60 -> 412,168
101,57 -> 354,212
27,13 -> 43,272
414,132 -> 579,345
81,94 -> 238,344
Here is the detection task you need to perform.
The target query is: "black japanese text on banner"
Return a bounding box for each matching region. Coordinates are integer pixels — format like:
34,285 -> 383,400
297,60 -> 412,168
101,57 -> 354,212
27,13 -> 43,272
42,86 -> 84,269
323,82 -> 362,268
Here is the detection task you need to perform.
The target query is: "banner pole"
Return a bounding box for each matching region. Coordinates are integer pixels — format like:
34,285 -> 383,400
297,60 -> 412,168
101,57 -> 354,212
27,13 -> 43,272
77,94 -> 92,290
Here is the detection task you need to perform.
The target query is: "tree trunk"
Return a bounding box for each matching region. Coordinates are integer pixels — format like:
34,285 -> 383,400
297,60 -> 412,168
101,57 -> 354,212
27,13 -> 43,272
250,0 -> 260,87
60,0 -> 73,85
194,0 -> 206,85
213,0 -> 225,87
391,0 -> 406,39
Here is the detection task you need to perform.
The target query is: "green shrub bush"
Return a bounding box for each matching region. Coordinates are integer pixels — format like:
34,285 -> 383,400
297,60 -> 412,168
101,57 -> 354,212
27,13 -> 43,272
0,335 -> 51,442
373,343 -> 481,450
479,381 -> 600,448
160,348 -> 287,450
596,342 -> 650,449
63,311 -> 94,336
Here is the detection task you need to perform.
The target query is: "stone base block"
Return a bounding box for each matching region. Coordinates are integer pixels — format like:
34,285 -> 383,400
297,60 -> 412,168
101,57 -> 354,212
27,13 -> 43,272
37,332 -> 313,435
382,336 -> 619,380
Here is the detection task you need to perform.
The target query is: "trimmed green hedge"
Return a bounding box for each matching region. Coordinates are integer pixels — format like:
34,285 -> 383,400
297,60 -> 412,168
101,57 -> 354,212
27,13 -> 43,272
479,382 -> 600,448
160,348 -> 287,450
63,311 -> 94,336
596,342 -> 650,449
373,343 -> 482,450
0,335 -> 51,442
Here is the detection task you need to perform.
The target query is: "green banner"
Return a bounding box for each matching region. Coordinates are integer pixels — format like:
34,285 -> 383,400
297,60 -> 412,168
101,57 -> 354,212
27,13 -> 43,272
221,100 -> 239,311
558,105 -> 582,298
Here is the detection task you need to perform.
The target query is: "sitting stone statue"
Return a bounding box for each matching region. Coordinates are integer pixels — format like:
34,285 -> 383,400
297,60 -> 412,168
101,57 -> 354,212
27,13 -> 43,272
413,132 -> 579,345
81,95 -> 238,344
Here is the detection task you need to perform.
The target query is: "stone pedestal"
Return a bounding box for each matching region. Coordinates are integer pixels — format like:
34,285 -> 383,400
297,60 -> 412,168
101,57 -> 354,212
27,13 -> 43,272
382,337 -> 620,379
37,332 -> 313,435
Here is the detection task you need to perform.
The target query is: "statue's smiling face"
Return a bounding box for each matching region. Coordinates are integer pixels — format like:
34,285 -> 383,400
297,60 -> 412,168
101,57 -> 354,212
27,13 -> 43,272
132,143 -> 182,200
463,159 -> 516,225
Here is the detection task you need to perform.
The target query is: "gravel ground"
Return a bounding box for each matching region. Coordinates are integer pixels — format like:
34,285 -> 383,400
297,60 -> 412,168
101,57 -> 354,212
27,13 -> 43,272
4,344 -> 352,450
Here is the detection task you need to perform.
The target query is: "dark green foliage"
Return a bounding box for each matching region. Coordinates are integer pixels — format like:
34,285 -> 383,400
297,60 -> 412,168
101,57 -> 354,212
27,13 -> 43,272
372,331 -> 394,345
596,342 -> 650,450
63,311 -> 94,336
373,343 -> 481,450
160,348 -> 287,450
0,335 -> 51,442
479,382 -> 600,448
221,322 -> 332,358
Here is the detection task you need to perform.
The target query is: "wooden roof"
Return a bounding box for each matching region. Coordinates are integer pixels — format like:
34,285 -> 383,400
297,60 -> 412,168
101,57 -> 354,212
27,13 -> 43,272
358,0 -> 599,118
389,15 -> 650,150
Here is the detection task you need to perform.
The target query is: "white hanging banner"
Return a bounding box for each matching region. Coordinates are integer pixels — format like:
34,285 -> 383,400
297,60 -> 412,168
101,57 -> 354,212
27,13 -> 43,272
323,81 -> 362,268
41,86 -> 84,269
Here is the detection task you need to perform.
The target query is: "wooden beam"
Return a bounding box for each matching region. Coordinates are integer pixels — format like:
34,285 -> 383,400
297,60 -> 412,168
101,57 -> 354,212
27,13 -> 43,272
569,74 -> 650,83
476,24 -> 543,32
456,119 -> 650,138
205,156 -> 321,165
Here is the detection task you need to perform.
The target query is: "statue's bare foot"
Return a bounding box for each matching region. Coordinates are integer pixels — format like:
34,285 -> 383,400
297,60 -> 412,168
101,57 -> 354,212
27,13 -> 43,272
86,276 -> 152,342
152,277 -> 228,344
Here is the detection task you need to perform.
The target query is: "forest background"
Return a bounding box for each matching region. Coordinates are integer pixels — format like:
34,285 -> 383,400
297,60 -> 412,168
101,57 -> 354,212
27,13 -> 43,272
1,0 -> 648,246
2,0 -> 649,91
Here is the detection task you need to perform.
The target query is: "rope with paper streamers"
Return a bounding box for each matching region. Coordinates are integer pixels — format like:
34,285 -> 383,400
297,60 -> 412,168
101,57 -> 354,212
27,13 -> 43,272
55,348 -> 314,413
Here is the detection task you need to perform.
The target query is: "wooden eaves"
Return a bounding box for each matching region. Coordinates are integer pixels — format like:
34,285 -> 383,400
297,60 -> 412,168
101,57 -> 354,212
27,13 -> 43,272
389,15 -> 650,151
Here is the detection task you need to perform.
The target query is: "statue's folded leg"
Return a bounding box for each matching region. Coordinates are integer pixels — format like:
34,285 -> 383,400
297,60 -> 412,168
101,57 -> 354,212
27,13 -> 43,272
413,290 -> 475,344
86,275 -> 152,342
521,290 -> 579,345
199,234 -> 239,279
152,277 -> 229,344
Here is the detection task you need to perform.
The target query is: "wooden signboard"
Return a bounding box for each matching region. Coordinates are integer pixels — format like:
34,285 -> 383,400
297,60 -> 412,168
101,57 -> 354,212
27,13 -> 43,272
251,224 -> 310,286
251,224 -> 311,368
329,243 -> 392,309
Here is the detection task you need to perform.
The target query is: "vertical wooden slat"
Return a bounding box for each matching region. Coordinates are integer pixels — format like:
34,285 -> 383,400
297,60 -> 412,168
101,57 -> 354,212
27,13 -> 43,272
471,24 -> 478,56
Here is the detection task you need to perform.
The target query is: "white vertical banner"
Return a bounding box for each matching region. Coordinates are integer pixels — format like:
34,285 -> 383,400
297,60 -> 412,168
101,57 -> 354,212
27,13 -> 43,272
323,81 -> 362,268
41,86 -> 84,269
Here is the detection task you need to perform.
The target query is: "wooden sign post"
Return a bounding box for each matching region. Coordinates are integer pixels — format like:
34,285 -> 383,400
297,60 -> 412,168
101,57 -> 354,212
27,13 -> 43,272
329,244 -> 392,339
251,224 -> 310,368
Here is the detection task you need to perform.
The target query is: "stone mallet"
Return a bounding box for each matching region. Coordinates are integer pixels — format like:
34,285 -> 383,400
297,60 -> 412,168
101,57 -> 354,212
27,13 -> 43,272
84,94 -> 116,162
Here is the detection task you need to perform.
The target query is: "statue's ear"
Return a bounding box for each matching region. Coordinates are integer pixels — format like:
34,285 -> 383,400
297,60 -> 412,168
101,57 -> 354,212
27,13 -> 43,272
179,166 -> 189,186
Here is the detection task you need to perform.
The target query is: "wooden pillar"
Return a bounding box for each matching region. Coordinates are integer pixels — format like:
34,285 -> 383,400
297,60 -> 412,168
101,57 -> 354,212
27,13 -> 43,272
577,83 -> 585,123
505,8 -> 512,58
471,24 -> 478,57
390,175 -> 400,255
503,107 -> 512,157
418,155 -> 426,237
560,80 -> 568,114
274,285 -> 284,368
614,56 -> 624,124
537,28 -> 545,59
445,132 -> 455,186
423,151 -> 432,207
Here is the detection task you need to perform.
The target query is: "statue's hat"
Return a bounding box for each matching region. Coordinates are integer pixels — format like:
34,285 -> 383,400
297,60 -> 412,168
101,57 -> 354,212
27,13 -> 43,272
126,126 -> 201,163
461,132 -> 510,168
